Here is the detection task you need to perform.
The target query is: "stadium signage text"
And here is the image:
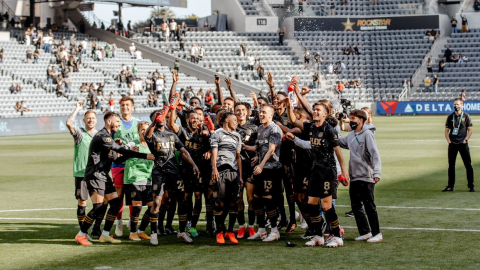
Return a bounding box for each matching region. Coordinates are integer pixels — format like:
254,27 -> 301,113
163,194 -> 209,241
377,101 -> 480,115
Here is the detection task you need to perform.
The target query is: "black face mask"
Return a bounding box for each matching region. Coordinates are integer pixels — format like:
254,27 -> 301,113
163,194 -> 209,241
350,121 -> 359,130
454,106 -> 461,112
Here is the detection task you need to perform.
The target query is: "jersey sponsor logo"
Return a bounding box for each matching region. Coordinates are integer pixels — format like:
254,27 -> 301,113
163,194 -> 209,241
105,137 -> 112,143
185,141 -> 201,150
153,184 -> 158,191
310,138 -> 324,146
131,191 -> 136,198
157,141 -> 175,150
220,135 -> 238,144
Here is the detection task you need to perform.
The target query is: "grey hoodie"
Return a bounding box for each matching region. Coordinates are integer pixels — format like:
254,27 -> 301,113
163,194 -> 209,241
338,125 -> 381,183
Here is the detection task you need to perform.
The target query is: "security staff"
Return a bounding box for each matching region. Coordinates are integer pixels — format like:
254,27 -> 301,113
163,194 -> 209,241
444,98 -> 474,192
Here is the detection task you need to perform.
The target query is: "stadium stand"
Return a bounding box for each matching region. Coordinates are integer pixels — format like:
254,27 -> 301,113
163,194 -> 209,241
308,0 -> 423,16
238,0 -> 261,16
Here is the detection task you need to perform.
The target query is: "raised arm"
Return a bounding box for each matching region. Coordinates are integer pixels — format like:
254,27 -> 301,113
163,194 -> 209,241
284,97 -> 304,130
66,101 -> 82,135
145,116 -> 157,140
215,74 -> 224,106
225,77 -> 239,103
265,71 -> 275,101
294,83 -> 313,118
167,108 -> 180,134
169,70 -> 179,101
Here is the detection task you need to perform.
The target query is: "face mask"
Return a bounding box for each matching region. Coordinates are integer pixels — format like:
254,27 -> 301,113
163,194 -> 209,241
350,121 -> 359,130
454,106 -> 461,112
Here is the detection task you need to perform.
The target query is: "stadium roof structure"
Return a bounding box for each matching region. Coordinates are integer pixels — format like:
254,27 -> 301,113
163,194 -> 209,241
33,0 -> 187,7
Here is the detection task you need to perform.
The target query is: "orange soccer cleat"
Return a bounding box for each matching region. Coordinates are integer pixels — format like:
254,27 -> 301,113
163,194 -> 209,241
216,232 -> 225,244
237,227 -> 246,239
225,232 -> 239,244
75,235 -> 92,246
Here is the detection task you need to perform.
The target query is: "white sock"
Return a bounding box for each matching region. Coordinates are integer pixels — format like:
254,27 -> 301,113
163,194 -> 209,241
117,219 -> 122,224
239,225 -> 245,228
78,231 -> 86,237
130,232 -> 135,235
137,230 -> 144,234
271,227 -> 279,234
102,230 -> 110,236
248,225 -> 254,228
258,227 -> 266,234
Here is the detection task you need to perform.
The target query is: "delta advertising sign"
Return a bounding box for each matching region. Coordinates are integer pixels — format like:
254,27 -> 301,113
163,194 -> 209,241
377,101 -> 480,115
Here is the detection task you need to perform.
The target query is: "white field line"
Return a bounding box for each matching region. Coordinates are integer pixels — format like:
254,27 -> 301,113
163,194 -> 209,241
0,217 -> 479,232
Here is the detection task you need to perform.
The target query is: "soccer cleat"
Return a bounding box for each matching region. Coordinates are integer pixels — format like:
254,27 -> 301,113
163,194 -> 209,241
99,235 -> 121,244
305,235 -> 324,246
301,228 -> 313,239
469,188 -> 475,192
129,233 -> 141,241
263,232 -> 280,242
248,226 -> 256,238
137,232 -> 151,240
177,232 -> 193,243
366,233 -> 383,243
355,233 -> 372,241
248,231 -> 267,240
158,226 -> 167,236
75,235 -> 92,246
442,186 -> 454,192
150,233 -> 158,246
115,219 -> 123,237
326,236 -> 344,248
165,226 -> 178,235
216,232 -> 225,244
345,211 -> 355,217
277,219 -> 289,231
225,232 -> 238,244
237,226 -> 246,239
91,226 -> 102,238
286,223 -> 297,234
189,227 -> 199,238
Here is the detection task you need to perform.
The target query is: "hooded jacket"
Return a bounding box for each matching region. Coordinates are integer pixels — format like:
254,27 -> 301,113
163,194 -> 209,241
338,124 -> 381,183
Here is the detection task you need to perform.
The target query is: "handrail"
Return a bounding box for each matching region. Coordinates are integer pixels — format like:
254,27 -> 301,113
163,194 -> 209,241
398,84 -> 410,101
1,0 -> 21,23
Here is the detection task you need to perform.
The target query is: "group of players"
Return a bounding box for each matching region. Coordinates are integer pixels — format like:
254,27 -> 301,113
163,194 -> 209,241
69,70 -> 382,247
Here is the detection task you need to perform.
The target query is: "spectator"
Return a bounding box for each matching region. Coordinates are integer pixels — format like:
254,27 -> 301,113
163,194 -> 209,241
348,45 -> 355,55
424,76 -> 431,91
108,92 -> 115,111
97,91 -> 105,110
438,58 -> 445,72
95,48 -> 103,61
148,90 -> 158,107
134,49 -> 143,60
444,46 -> 452,62
278,27 -> 285,45
298,0 -> 304,15
156,74 -> 165,91
356,78 -> 362,88
327,63 -> 334,74
426,56 -> 433,73
69,33 -> 76,44
433,74 -> 439,93
198,45 -> 205,62
247,54 -> 255,71
330,1 -> 336,15
197,88 -> 205,107
169,19 -> 177,38
105,43 -> 112,58
146,73 -> 153,92
190,43 -> 198,63
9,83 -> 16,94
179,38 -> 185,51
132,63 -> 138,79
459,53 -> 464,63
14,101 -> 21,113
240,42 -> 247,57
65,74 -> 72,93
257,64 -> 265,80
205,89 -> 214,109
19,101 -> 31,114
174,58 -> 180,72
87,88 -> 96,109
461,90 -> 466,101
372,0 -> 377,5
255,54 -> 261,67
431,28 -> 438,40
312,72 -> 319,89
343,0 -> 348,5
451,53 -> 459,63
451,16 -> 458,33
67,56 -> 75,73
33,49 -> 40,64
343,46 -> 350,55
461,15 -> 468,33
340,61 -> 346,75
129,43 -> 136,56
118,20 -> 124,36
81,38 -> 88,55
56,75 -> 65,97
354,44 -> 361,55
234,63 -> 242,80
337,81 -> 344,91
181,21 -> 187,36
132,77 -> 143,96
26,49 -> 33,64
0,48 -> 3,63
421,0 -> 427,13
463,54 -> 468,62
304,50 -> 311,66
403,79 -> 408,88
75,57 -> 82,72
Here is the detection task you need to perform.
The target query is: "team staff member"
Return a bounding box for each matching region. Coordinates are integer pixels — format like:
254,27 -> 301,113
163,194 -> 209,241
66,102 -> 103,238
74,111 -> 154,246
145,109 -> 200,245
444,98 -> 474,192
112,96 -> 140,237
124,121 -> 155,241
338,110 -> 383,243
210,112 -> 243,244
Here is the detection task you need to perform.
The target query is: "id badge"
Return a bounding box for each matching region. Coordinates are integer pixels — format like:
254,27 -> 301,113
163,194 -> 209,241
452,128 -> 459,135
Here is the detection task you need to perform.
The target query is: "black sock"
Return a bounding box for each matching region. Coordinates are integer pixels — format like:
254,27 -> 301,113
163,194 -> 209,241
264,197 -> 278,229
138,207 -> 152,232
150,212 -> 159,234
93,203 -> 108,229
247,209 -> 255,226
166,200 -> 176,228
191,198 -> 202,228
103,198 -> 121,233
77,205 -> 86,228
177,202 -> 187,233
80,203 -> 101,234
287,194 -> 296,223
205,200 -> 214,226
237,209 -> 245,226
130,206 -> 141,233
186,195 -> 193,223
214,203 -> 224,233
308,203 -> 324,236
325,207 -> 340,237
228,210 -> 238,232
253,196 -> 265,228
276,193 -> 287,223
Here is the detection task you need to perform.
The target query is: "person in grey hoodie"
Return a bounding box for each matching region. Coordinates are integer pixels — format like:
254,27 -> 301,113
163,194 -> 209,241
338,109 -> 382,243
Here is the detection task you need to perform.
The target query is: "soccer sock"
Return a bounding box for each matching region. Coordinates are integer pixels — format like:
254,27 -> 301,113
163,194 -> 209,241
186,195 -> 193,223
191,199 -> 202,228
325,207 -> 341,237
308,203 -> 324,236
265,197 -> 278,229
80,203 -> 101,234
94,203 -> 108,228
247,209 -> 256,226
77,205 -> 86,228
166,200 -> 176,228
205,199 -> 214,226
116,199 -> 124,220
287,194 -> 296,223
276,193 -> 287,223
177,202 -> 187,233
237,200 -> 245,226
253,196 -> 265,228
214,202 -> 224,233
158,204 -> 168,229
130,206 -> 141,233
228,210 -> 238,233
103,198 -> 122,233
150,212 -> 159,234
138,207 -> 152,232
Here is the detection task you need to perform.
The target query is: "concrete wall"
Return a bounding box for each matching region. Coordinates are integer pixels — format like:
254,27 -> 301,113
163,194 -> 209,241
266,0 -> 285,4
212,0 -> 278,32
245,16 -> 279,32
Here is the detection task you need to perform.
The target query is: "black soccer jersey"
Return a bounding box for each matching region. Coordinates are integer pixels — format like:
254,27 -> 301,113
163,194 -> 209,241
176,126 -> 210,166
237,122 -> 258,160
274,109 -> 295,164
146,128 -> 185,173
84,128 -> 148,182
302,121 -> 339,169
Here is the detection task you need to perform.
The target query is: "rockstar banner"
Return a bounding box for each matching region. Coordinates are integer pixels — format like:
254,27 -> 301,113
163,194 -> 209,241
294,15 -> 439,32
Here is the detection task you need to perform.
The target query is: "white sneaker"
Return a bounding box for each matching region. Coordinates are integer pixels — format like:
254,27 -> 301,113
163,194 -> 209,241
355,233 -> 373,241
177,232 -> 193,243
326,236 -> 344,248
305,235 -> 324,246
263,232 -> 280,242
115,219 -> 123,237
127,218 -> 131,231
150,233 -> 158,246
247,231 -> 267,240
366,233 -> 383,243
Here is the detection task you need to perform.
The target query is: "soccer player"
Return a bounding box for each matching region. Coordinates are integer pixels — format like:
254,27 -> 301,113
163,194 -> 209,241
66,102 -> 102,239
167,108 -> 211,238
245,105 -> 283,242
112,96 -> 140,237
74,111 -> 154,245
210,112 -> 243,244
145,109 -> 200,245
124,121 -> 155,241
235,102 -> 258,238
286,102 -> 349,248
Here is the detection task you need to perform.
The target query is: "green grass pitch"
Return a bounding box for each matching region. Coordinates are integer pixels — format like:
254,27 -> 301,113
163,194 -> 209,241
1,115 -> 480,269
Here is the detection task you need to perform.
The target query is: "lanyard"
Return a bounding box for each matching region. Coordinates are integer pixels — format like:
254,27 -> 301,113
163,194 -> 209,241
453,112 -> 464,129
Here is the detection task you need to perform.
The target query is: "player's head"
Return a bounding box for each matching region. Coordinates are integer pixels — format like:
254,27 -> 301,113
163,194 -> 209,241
273,92 -> 287,109
104,111 -> 121,133
259,105 -> 275,124
312,102 -> 329,122
189,97 -> 201,108
294,106 -> 309,122
187,111 -> 201,131
361,107 -> 373,124
210,104 -> 222,114
216,108 -> 226,126
120,96 -> 135,116
234,102 -> 248,122
223,97 -> 235,112
137,121 -> 150,141
83,110 -> 97,130
318,99 -> 334,116
349,109 -> 368,130
453,98 -> 463,111
257,97 -> 269,108
222,112 -> 237,130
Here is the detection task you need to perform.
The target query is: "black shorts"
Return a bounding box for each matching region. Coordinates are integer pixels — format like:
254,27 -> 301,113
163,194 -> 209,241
85,179 -> 116,197
293,164 -> 310,194
152,169 -> 185,196
75,177 -> 89,201
182,165 -> 209,193
253,167 -> 282,197
308,166 -> 336,199
213,167 -> 241,204
242,159 -> 254,185
125,184 -> 153,205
